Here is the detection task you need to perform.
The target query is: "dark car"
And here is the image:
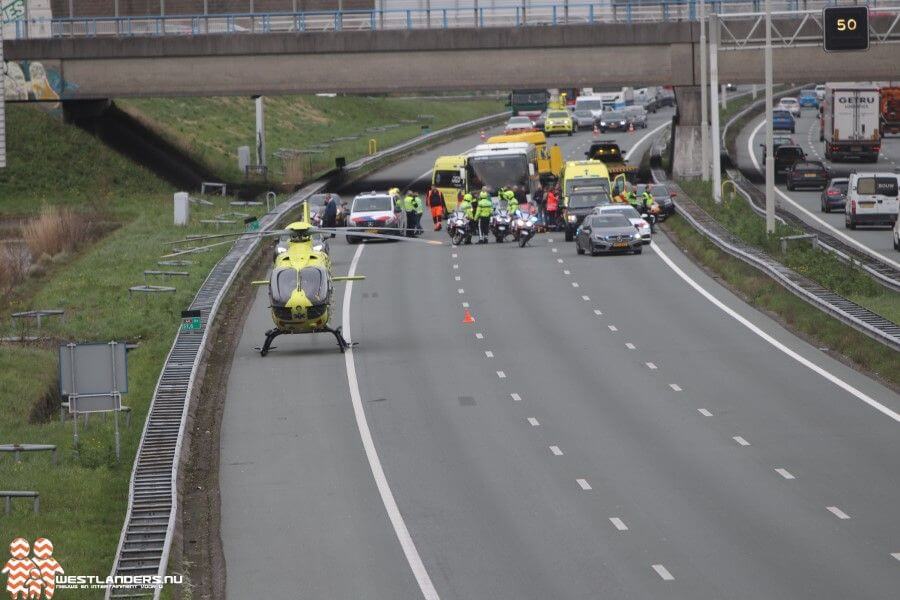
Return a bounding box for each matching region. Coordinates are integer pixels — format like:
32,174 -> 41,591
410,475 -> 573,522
657,89 -> 676,107
761,135 -> 795,163
820,177 -> 849,212
598,111 -> 629,132
786,161 -> 829,191
563,186 -> 612,239
774,145 -> 806,175
636,183 -> 676,219
585,141 -> 623,163
575,214 -> 643,255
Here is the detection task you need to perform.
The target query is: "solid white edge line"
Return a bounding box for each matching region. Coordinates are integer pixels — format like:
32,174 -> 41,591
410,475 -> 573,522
746,119 -> 900,271
342,244 -> 440,600
624,120 -> 672,160
651,242 -> 900,423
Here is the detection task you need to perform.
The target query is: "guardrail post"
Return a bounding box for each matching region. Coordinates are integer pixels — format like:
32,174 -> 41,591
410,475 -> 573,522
442,8 -> 448,28
690,0 -> 696,20
405,9 -> 411,29
589,4 -> 594,23
515,6 -> 520,26
335,11 -> 342,31
626,2 -> 632,23
479,7 -> 485,27
552,5 -> 557,24
663,0 -> 669,21
370,11 -> 376,29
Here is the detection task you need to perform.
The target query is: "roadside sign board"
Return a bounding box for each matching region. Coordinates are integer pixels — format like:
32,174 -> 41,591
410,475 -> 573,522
181,309 -> 203,332
59,342 -> 128,396
823,6 -> 869,52
69,394 -> 122,414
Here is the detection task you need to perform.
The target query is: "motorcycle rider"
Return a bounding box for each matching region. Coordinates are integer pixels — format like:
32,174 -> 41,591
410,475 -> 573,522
476,190 -> 493,244
459,192 -> 475,244
403,190 -> 420,237
503,188 -> 519,215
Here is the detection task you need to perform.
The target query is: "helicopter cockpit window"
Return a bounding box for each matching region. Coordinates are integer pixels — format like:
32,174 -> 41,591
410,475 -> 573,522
269,268 -> 298,306
299,266 -> 329,304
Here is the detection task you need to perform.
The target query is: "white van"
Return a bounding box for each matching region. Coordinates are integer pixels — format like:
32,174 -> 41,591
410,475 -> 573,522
844,172 -> 900,229
574,95 -> 606,120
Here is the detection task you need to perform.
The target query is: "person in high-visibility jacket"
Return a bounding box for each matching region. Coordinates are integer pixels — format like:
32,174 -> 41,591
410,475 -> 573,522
503,189 -> 518,215
626,189 -> 640,210
458,192 -> 475,243
403,191 -> 420,237
414,191 -> 424,233
476,190 -> 493,244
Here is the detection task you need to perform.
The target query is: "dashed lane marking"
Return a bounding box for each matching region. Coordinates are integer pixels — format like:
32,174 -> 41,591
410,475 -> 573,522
462,302 -> 469,308
452,253 -> 457,258
557,258 -> 564,263
581,295 -> 590,301
891,553 -> 900,562
652,564 -> 674,581
775,468 -> 796,480
527,417 -> 540,427
453,264 -> 459,269
475,332 -> 483,339
827,506 -> 850,520
626,343 -> 636,350
669,384 -> 682,391
552,248 -> 558,253
610,518 -> 629,531
550,445 -> 564,456
646,362 -> 658,370
485,351 -> 494,358
572,282 -> 580,288
457,288 -> 465,294
698,409 -> 713,417
511,393 -> 521,402
563,270 -> 571,275
608,325 -> 618,332
497,371 -> 506,379
577,478 -> 593,490
733,436 -> 750,446
593,309 -> 603,316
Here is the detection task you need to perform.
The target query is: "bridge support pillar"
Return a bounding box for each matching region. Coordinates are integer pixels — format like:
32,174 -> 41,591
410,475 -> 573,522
671,86 -> 704,179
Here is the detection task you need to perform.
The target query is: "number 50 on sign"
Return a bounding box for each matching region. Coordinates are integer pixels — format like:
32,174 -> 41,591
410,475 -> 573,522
823,6 -> 869,52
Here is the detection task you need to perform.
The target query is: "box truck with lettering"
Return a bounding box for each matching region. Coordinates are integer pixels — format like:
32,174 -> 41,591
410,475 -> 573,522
820,83 -> 881,162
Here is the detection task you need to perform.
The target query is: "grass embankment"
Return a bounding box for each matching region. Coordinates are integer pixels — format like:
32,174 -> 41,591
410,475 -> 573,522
119,95 -> 505,184
664,181 -> 898,388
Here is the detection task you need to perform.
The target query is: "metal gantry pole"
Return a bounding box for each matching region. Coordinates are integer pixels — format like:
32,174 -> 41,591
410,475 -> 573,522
699,0 -> 710,182
764,0 -> 775,233
0,17 -> 6,170
256,96 -> 266,168
710,13 -> 722,202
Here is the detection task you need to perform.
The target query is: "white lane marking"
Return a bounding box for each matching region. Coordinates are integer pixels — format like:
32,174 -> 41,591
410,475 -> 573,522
552,248 -> 558,253
455,275 -> 461,281
891,552 -> 900,562
452,253 -> 458,258
593,309 -> 603,316
826,506 -> 851,520
485,350 -> 494,358
626,342 -> 636,350
548,238 -> 555,243
610,517 -> 629,531
646,362 -> 658,370
511,393 -> 522,402
527,417 -> 540,426
775,468 -> 796,480
669,383 -> 682,391
623,120 -> 671,160
563,269 -> 571,275
652,564 -> 675,581
747,119 -> 900,270
733,436 -> 751,446
557,258 -> 564,263
550,445 -> 564,456
475,332 -> 483,339
581,295 -> 590,301
698,409 -> 714,417
652,242 -> 900,423
608,325 -> 618,332
497,370 -> 506,379
453,264 -> 459,269
462,301 -> 469,308
577,478 -> 593,490
457,288 -> 465,294
341,245 -> 440,600
572,282 -> 580,288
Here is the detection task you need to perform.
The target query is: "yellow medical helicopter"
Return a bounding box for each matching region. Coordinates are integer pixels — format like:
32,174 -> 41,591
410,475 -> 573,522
164,201 -> 438,355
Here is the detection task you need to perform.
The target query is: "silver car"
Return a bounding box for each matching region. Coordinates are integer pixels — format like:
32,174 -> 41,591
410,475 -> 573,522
345,192 -> 406,243
572,110 -> 597,129
624,106 -> 648,129
575,214 -> 644,255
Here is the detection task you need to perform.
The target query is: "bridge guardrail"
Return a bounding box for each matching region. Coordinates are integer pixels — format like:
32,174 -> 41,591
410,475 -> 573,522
5,0 -> 898,39
105,109 -> 507,600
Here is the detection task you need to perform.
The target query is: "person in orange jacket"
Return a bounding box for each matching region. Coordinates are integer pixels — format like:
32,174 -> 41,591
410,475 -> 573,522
426,185 -> 447,231
545,187 -> 559,230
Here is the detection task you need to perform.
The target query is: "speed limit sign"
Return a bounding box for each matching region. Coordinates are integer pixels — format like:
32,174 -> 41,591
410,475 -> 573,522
823,6 -> 869,52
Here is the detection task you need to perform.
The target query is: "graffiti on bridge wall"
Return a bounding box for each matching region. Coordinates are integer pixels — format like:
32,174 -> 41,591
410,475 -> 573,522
1,0 -> 26,23
3,60 -> 77,101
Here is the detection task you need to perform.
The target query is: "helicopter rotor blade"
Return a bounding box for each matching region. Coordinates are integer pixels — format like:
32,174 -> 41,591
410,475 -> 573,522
312,227 -> 444,245
161,238 -> 246,258
165,229 -> 289,246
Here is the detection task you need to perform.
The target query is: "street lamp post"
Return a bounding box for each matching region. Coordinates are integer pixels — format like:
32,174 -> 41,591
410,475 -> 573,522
710,13 -> 722,202
764,0 -> 775,232
699,0 -> 710,181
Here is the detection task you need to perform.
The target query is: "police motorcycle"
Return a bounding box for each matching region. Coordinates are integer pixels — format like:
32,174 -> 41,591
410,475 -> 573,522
447,210 -> 473,246
491,208 -> 512,243
512,210 -> 539,247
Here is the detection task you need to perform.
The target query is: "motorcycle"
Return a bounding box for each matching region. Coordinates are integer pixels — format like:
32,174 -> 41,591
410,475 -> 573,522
447,211 -> 472,246
491,210 -> 512,243
513,212 -> 539,247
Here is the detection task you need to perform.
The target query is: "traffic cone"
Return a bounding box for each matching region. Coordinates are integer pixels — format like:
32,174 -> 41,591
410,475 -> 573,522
628,122 -> 635,134
593,124 -> 600,137
462,308 -> 476,324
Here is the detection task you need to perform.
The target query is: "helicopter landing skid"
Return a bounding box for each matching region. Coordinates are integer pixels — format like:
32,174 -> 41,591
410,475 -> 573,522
257,326 -> 355,356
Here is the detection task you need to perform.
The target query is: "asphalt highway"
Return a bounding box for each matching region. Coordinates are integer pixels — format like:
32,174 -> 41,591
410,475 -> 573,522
736,107 -> 900,267
219,108 -> 900,599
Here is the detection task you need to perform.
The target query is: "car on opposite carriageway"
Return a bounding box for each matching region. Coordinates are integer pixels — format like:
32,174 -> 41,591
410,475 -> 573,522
786,161 -> 830,191
575,214 -> 644,255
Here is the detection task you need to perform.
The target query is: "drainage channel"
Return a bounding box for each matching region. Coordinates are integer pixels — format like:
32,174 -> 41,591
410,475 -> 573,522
652,166 -> 900,352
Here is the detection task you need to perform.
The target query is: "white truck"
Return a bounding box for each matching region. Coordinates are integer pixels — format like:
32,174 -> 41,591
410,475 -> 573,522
821,83 -> 881,162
